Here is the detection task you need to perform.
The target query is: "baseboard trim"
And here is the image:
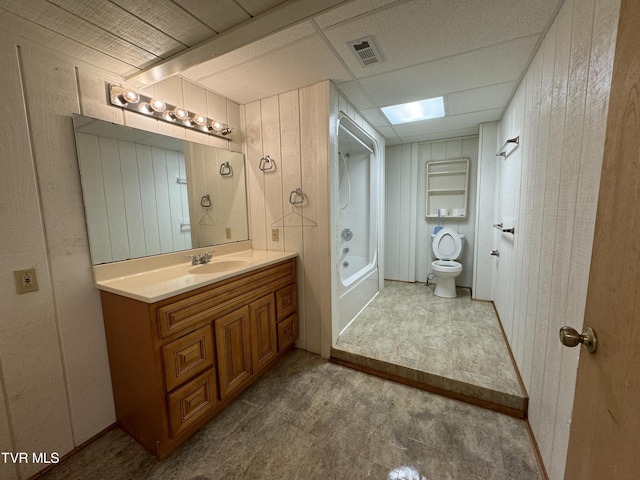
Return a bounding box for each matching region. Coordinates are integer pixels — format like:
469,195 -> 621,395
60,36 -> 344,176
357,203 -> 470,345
487,300 -> 530,414
525,418 -> 550,480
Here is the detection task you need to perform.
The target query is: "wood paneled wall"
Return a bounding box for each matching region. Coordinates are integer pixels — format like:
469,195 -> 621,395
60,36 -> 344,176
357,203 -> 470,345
0,35 -> 242,479
243,82 -> 330,356
493,0 -> 620,477
385,137 -> 478,287
243,82 -> 385,357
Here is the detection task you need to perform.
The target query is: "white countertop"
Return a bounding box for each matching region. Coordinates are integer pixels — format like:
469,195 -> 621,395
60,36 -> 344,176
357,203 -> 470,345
93,249 -> 297,303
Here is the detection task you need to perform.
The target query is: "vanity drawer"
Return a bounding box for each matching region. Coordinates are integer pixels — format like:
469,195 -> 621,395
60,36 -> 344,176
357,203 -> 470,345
157,259 -> 296,338
277,314 -> 298,352
275,283 -> 297,322
168,368 -> 218,438
162,325 -> 214,392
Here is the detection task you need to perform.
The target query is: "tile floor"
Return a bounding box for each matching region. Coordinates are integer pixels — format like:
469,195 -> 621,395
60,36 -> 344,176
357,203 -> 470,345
332,281 -> 526,413
40,349 -> 541,480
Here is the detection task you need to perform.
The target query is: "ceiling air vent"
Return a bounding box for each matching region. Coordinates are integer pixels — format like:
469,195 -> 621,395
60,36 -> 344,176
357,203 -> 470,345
348,37 -> 382,67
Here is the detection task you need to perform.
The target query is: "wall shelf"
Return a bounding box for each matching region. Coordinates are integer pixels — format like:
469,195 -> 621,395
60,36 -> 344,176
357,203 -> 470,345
425,158 -> 469,220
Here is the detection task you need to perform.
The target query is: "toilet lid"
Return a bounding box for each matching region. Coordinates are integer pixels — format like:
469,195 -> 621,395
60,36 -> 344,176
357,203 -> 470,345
432,227 -> 462,260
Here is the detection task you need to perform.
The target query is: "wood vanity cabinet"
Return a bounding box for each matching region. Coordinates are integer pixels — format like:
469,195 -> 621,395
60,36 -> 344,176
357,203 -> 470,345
99,258 -> 297,460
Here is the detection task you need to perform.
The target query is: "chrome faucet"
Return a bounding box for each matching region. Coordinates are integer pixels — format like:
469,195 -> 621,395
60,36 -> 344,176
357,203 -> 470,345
187,251 -> 213,265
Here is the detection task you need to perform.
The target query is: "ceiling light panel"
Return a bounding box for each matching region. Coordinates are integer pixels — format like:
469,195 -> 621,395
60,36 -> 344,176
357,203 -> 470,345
381,97 -> 445,125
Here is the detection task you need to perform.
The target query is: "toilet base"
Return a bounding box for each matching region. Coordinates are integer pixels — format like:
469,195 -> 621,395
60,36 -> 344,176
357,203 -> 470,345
434,276 -> 457,298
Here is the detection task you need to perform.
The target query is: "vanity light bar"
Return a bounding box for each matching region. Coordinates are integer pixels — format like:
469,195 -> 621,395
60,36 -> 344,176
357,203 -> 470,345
108,84 -> 237,140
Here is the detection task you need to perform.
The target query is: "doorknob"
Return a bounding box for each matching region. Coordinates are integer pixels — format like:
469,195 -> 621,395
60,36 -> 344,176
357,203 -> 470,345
559,326 -> 598,354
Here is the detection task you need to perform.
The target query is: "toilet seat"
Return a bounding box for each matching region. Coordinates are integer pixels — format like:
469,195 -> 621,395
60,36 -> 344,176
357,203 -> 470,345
431,227 -> 462,260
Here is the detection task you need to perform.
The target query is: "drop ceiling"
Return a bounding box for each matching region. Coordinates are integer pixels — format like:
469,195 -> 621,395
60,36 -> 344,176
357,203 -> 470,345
0,0 -> 564,144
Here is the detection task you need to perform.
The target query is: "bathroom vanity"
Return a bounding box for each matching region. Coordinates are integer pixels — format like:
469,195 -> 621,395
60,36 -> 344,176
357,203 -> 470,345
93,249 -> 298,459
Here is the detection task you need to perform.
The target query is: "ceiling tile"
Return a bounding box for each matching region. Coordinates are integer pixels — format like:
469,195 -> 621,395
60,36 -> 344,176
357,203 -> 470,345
181,22 -> 317,81
445,82 -> 516,116
392,108 -> 502,138
322,0 -> 559,78
334,81 -> 376,110
375,125 -> 400,141
402,127 -> 480,144
192,34 -> 352,103
358,36 -> 539,107
314,0 -> 399,29
360,107 -> 390,127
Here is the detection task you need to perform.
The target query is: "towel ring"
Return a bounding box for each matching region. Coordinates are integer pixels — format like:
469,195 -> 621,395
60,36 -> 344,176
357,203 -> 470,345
259,155 -> 275,171
219,162 -> 232,176
200,194 -> 212,208
289,188 -> 304,205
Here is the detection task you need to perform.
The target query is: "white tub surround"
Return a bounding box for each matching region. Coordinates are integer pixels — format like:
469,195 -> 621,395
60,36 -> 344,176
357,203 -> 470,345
93,243 -> 297,303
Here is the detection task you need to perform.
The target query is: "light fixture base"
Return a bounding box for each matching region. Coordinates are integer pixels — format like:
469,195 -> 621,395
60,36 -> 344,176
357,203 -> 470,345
107,84 -> 237,140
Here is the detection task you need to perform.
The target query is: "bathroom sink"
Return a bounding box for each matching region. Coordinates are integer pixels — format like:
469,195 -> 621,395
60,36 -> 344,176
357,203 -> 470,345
188,259 -> 251,275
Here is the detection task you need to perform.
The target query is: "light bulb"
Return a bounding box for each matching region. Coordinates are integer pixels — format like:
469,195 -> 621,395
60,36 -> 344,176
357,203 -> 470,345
209,120 -> 223,132
173,107 -> 188,120
110,87 -> 139,106
122,89 -> 140,103
166,107 -> 188,121
149,98 -> 166,112
192,114 -> 207,126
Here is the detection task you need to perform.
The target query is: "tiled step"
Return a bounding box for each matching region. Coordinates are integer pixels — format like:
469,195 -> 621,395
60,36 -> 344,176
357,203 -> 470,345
330,346 -> 528,418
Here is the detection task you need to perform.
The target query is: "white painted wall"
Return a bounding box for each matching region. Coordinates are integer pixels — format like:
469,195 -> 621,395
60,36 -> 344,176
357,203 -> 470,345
0,35 -> 242,479
491,0 -> 621,477
75,133 -> 191,264
385,137 -> 478,288
473,122 -> 499,300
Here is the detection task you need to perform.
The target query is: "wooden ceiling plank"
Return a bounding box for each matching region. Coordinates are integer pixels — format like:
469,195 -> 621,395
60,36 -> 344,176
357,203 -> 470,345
0,0 -> 158,67
173,0 -> 251,33
0,8 -> 137,77
49,0 -> 185,57
234,0 -> 288,17
126,0 -> 350,87
109,0 -> 216,47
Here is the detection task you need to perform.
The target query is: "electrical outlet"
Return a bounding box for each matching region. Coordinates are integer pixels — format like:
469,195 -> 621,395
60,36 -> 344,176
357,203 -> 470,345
225,227 -> 232,239
272,228 -> 280,242
14,268 -> 39,294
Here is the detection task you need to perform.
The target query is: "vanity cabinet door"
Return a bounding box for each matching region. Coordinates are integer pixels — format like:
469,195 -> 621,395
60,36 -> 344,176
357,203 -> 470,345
215,306 -> 252,399
249,294 -> 277,373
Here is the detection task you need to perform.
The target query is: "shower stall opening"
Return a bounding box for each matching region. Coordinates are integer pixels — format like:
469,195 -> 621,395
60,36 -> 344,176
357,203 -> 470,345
335,114 -> 380,336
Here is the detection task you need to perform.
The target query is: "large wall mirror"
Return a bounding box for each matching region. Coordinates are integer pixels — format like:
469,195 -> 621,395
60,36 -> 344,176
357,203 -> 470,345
73,115 -> 249,265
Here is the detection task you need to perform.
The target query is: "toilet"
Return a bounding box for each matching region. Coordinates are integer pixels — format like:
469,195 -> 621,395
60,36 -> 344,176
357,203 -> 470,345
430,227 -> 464,298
